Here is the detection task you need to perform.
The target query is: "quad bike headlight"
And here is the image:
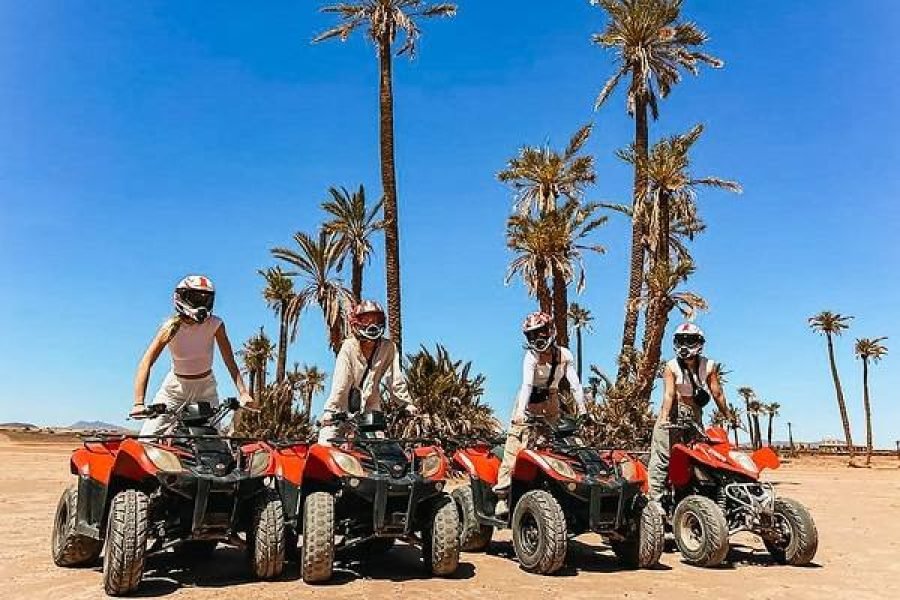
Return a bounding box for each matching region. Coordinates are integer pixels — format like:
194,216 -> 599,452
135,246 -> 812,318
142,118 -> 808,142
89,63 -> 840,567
729,451 -> 759,475
543,456 -> 577,480
145,446 -> 184,473
332,451 -> 366,477
419,452 -> 443,479
249,451 -> 271,477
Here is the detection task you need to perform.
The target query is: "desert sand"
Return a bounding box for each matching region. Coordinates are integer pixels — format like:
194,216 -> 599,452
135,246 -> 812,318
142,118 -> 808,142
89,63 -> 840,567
2,432 -> 899,600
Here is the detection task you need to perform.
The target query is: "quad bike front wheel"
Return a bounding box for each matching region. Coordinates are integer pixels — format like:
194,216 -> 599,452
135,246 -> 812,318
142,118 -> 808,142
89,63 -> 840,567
249,490 -> 286,579
611,500 -> 665,569
452,485 -> 493,552
763,497 -> 819,566
423,496 -> 461,576
300,492 -> 335,584
511,490 -> 567,574
672,494 -> 729,568
52,485 -> 103,567
103,489 -> 149,596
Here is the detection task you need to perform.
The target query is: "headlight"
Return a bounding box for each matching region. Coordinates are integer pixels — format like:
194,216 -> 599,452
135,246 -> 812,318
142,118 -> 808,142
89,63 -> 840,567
544,456 -> 577,480
249,451 -> 271,477
332,451 -> 366,477
419,452 -> 442,479
145,446 -> 184,473
729,451 -> 759,474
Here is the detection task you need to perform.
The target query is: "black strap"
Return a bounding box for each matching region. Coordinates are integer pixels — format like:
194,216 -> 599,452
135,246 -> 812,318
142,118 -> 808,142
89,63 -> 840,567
358,339 -> 381,390
546,347 -> 560,390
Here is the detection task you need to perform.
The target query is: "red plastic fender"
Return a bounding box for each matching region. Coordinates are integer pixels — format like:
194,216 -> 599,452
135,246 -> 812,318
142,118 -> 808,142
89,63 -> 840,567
108,439 -> 161,482
608,450 -> 650,493
668,443 -> 695,488
271,443 -> 309,485
453,447 -> 501,486
70,443 -> 117,485
751,446 -> 780,472
512,449 -> 580,483
302,443 -> 357,483
413,445 -> 448,481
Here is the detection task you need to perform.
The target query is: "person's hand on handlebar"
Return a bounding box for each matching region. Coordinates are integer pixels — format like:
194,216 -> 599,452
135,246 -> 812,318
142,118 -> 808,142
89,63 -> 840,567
239,391 -> 259,412
129,402 -> 147,419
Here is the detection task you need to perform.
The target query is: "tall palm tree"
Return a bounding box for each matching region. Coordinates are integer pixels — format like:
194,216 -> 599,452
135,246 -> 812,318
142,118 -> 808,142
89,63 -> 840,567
621,125 -> 740,398
505,200 -> 606,346
272,231 -> 352,354
747,400 -> 763,451
259,266 -> 301,383
591,0 -> 723,384
854,337 -> 888,466
314,1 -> 457,353
295,364 -> 328,419
809,311 -> 855,463
321,185 -> 385,302
765,402 -> 781,447
568,303 -> 594,379
736,386 -> 757,447
238,327 -> 275,399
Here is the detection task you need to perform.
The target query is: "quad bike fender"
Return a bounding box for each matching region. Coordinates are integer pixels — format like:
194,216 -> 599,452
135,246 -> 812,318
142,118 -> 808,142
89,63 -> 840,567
751,446 -> 780,472
302,444 -> 353,485
668,443 -> 699,488
70,444 -> 116,485
109,439 -> 161,481
453,448 -> 501,487
608,450 -> 650,493
512,449 -> 571,483
270,443 -> 309,485
413,445 -> 449,481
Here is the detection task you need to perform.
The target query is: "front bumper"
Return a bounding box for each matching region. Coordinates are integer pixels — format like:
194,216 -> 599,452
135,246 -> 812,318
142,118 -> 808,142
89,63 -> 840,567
582,478 -> 641,533
339,473 -> 445,535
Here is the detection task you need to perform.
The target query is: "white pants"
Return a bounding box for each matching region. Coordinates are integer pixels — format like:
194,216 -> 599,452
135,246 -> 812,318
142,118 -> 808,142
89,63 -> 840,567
140,371 -> 219,436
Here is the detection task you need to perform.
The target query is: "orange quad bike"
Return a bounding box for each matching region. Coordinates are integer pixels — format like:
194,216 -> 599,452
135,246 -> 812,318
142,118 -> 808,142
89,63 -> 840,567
662,417 -> 818,567
297,409 -> 459,584
51,399 -> 286,596
451,415 -> 664,575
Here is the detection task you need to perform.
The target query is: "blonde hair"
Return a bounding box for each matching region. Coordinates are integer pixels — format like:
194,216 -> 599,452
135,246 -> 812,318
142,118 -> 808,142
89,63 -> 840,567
161,315 -> 183,344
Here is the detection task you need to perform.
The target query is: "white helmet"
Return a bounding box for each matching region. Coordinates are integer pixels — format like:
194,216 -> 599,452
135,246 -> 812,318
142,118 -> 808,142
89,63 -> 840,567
673,322 -> 705,359
349,300 -> 386,341
174,275 -> 215,323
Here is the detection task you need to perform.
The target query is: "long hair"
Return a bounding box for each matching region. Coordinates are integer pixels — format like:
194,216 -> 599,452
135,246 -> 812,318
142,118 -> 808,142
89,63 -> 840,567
161,314 -> 182,344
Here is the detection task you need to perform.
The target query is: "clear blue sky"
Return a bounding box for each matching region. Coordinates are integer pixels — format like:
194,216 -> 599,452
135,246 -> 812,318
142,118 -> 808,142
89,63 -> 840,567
1,1 -> 898,446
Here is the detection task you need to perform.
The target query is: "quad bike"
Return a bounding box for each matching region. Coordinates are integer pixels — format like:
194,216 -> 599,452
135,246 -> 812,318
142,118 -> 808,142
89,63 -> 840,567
298,408 -> 460,584
662,417 -> 819,567
451,415 -> 664,575
51,398 -> 286,596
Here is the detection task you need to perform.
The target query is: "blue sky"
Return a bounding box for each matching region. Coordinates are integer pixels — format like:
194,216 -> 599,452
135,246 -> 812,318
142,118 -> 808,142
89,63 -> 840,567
1,1 -> 898,446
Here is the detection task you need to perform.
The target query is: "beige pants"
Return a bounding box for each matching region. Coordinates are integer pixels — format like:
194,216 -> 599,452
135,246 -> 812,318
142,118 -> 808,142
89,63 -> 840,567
140,371 -> 219,436
495,399 -> 560,492
647,402 -> 701,501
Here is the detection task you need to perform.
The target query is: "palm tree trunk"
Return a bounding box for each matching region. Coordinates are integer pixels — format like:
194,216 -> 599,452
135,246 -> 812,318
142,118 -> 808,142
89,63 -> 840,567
752,414 -> 761,450
634,297 -> 673,401
732,424 -> 739,447
255,366 -> 265,399
378,35 -> 403,353
825,333 -> 855,463
617,97 -> 649,384
862,357 -> 873,466
534,257 -> 552,313
576,328 -> 583,379
351,252 -> 363,303
767,413 -> 774,447
276,310 -> 288,383
248,370 -> 257,399
305,390 -> 313,420
551,264 -> 569,347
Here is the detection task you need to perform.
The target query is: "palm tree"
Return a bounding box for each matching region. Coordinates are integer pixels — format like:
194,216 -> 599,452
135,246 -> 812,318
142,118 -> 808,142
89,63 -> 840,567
321,185 -> 385,302
272,231 -> 352,354
622,125 -> 740,397
748,400 -> 763,450
238,327 -> 275,399
568,303 -> 594,378
314,1 -> 457,353
766,402 -> 781,448
295,364 -> 329,419
737,387 -> 757,448
505,199 -> 606,346
855,337 -> 888,466
259,266 -> 301,383
591,0 -> 723,384
727,403 -> 743,447
809,311 -> 855,463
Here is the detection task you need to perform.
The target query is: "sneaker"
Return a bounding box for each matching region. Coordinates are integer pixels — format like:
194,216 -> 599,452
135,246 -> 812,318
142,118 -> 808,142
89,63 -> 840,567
494,498 -> 509,518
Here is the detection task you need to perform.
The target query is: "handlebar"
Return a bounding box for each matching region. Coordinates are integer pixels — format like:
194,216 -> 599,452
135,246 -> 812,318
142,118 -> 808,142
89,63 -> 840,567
130,397 -> 242,421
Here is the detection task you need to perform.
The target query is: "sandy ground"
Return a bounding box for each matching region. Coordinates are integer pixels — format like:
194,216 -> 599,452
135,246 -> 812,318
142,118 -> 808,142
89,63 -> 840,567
2,433 -> 899,600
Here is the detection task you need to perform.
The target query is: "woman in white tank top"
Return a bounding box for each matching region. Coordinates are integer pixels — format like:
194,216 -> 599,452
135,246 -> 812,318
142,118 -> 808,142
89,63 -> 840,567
131,275 -> 256,436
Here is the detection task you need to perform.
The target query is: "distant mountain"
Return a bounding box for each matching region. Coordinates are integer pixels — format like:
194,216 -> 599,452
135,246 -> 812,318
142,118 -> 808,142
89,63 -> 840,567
68,420 -> 131,433
0,422 -> 37,429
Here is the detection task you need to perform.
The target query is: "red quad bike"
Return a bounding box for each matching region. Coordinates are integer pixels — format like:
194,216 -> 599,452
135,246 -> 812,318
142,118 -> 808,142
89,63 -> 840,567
298,409 -> 460,584
51,398 -> 286,596
662,418 -> 819,567
451,415 -> 664,575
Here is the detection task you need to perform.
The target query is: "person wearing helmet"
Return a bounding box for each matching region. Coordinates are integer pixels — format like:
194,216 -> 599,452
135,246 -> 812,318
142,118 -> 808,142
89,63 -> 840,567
493,311 -> 587,517
318,300 -> 417,445
647,323 -> 730,502
131,275 -> 257,435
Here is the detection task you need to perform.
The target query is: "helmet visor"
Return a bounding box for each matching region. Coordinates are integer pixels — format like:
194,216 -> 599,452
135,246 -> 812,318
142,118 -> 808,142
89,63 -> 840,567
180,289 -> 214,311
674,333 -> 703,347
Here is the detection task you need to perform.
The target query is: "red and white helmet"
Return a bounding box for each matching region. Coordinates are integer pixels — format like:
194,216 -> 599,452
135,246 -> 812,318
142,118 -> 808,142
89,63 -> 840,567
522,311 -> 556,352
174,275 -> 215,323
673,322 -> 705,359
349,300 -> 386,340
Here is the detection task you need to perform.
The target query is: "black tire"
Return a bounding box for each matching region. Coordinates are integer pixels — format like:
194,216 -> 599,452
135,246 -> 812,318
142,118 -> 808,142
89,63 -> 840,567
672,495 -> 729,568
103,489 -> 149,596
300,492 -> 335,584
285,528 -> 299,562
511,490 -> 567,575
423,496 -> 460,577
249,490 -> 285,579
52,485 -> 102,567
611,500 -> 665,569
764,497 -> 819,566
452,486 -> 493,552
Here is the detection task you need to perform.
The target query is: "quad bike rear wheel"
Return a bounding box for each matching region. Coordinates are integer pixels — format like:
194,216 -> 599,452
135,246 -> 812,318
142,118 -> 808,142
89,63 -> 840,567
452,486 -> 493,552
52,485 -> 103,567
672,495 -> 729,568
511,490 -> 567,574
103,489 -> 149,596
300,492 -> 335,584
423,496 -> 461,576
611,500 -> 665,569
249,490 -> 286,579
763,497 -> 819,566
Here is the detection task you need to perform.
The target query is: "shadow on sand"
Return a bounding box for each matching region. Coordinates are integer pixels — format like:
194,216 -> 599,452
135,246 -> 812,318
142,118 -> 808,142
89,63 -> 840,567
487,538 -> 672,577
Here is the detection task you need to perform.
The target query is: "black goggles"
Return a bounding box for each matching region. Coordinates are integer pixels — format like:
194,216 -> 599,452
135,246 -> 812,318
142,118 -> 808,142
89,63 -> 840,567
674,334 -> 703,346
180,289 -> 214,310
